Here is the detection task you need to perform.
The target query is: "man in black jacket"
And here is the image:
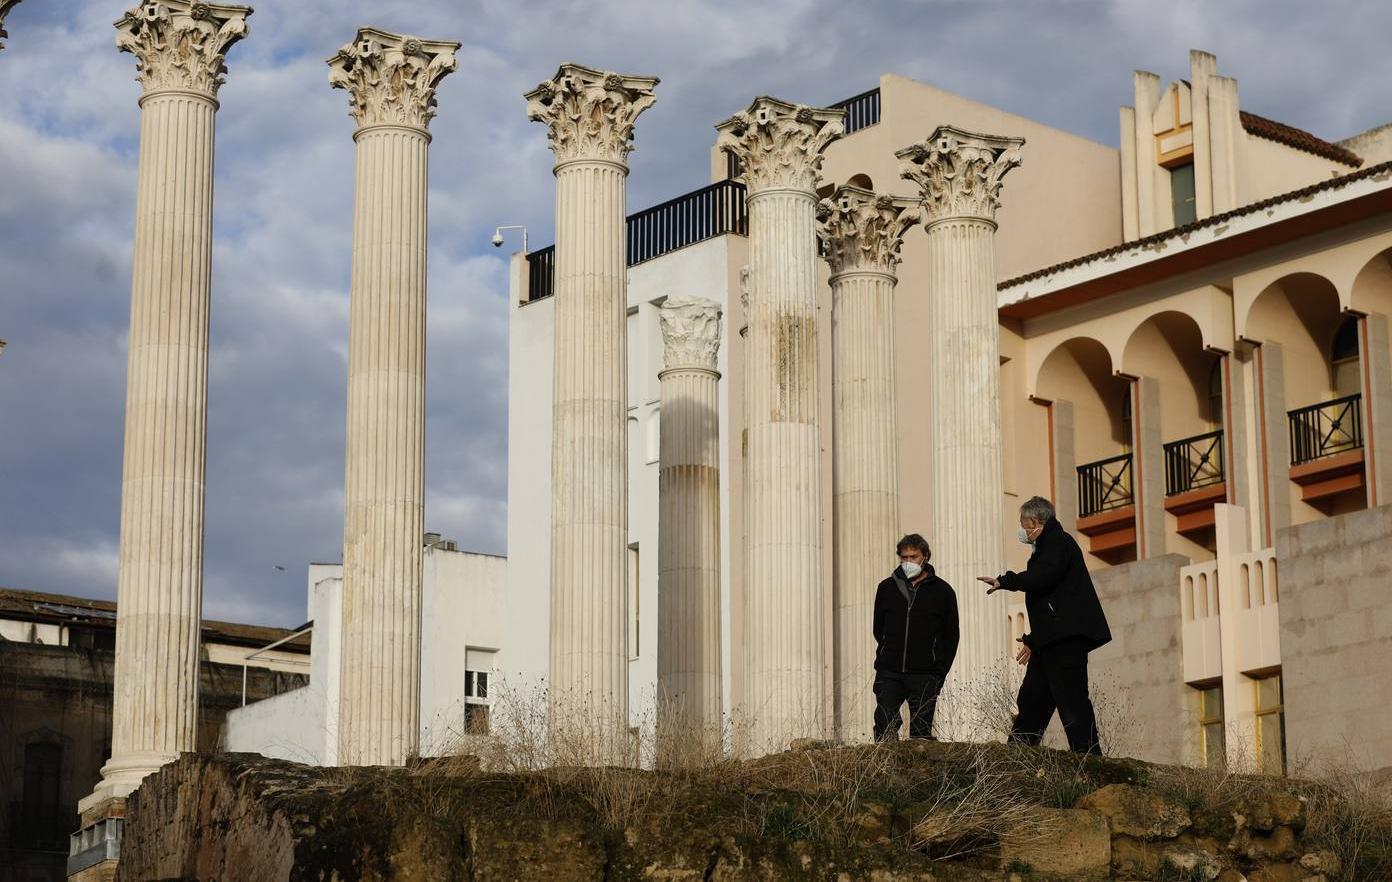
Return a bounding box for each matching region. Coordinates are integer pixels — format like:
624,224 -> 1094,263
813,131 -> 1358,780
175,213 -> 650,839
978,496 -> 1111,754
871,533 -> 959,741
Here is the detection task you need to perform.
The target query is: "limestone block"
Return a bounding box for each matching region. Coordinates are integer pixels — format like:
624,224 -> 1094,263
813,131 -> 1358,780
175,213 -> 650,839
998,808 -> 1110,880
1076,783 -> 1191,838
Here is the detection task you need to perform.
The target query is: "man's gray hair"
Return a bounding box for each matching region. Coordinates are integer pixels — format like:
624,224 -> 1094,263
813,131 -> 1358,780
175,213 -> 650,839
1020,496 -> 1056,523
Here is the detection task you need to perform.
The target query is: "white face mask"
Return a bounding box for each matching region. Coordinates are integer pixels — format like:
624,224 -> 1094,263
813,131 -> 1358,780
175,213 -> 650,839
901,560 -> 923,579
1017,527 -> 1034,545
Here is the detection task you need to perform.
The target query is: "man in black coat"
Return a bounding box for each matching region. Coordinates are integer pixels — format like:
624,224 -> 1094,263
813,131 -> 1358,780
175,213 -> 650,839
978,496 -> 1111,754
871,533 -> 959,741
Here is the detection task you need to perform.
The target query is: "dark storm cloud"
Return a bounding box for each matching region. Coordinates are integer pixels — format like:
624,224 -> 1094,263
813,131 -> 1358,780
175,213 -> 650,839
0,0 -> 1385,624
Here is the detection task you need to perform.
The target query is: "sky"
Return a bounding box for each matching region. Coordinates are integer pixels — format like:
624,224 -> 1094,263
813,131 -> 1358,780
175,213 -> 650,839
1,0 -> 1388,628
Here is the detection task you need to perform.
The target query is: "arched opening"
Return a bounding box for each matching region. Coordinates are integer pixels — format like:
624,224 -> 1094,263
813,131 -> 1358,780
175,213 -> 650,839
1121,311 -> 1224,551
1037,337 -> 1135,560
1247,272 -> 1365,518
845,173 -> 874,190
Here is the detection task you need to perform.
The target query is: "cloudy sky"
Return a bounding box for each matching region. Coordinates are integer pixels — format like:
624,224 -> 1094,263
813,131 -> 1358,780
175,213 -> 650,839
0,0 -> 1386,627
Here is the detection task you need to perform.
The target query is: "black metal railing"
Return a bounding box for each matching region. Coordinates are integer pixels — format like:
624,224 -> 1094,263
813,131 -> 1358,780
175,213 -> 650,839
627,179 -> 748,265
1078,453 -> 1134,518
525,244 -> 555,302
1164,430 -> 1225,496
831,87 -> 881,134
525,180 -> 748,303
1289,394 -> 1363,466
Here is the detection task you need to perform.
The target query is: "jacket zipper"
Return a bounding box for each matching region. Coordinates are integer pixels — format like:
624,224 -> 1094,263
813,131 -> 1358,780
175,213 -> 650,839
902,583 -> 916,671
931,636 -> 938,663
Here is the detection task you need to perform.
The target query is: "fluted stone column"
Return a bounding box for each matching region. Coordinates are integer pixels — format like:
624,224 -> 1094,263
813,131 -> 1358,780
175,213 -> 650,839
0,0 -> 22,52
526,65 -> 658,763
898,127 -> 1023,739
656,297 -> 724,758
328,29 -> 458,767
817,186 -> 919,742
83,1 -> 250,810
717,98 -> 842,754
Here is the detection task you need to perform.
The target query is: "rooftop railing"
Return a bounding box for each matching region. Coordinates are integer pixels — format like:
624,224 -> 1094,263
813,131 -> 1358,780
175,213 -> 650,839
525,179 -> 748,303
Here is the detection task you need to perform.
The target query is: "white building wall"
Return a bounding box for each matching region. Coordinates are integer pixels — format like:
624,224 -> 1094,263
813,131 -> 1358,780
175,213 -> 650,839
226,549 -> 505,762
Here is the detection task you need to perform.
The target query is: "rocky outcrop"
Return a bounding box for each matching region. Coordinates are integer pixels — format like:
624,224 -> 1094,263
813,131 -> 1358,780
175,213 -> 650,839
114,743 -> 1371,881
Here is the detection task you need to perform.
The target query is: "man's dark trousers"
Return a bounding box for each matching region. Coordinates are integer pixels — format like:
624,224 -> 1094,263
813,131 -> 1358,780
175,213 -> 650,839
1009,637 -> 1101,754
873,671 -> 943,741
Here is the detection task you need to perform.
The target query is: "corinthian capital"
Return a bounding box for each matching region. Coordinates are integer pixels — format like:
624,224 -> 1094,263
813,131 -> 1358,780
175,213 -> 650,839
817,186 -> 920,276
1,0 -> 22,52
525,63 -> 659,166
328,28 -> 460,130
897,126 -> 1024,224
715,97 -> 843,194
114,1 -> 251,97
660,297 -> 723,372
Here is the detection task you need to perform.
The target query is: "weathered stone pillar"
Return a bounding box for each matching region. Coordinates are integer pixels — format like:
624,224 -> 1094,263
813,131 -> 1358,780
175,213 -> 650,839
328,28 -> 458,766
898,127 -> 1022,738
83,1 -> 250,810
717,98 -> 842,753
656,297 -> 724,757
0,0 -> 21,51
526,65 -> 658,763
816,186 -> 918,742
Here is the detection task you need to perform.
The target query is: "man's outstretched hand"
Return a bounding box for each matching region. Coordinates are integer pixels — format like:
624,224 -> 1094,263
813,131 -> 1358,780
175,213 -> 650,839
1015,636 -> 1031,666
976,576 -> 1003,594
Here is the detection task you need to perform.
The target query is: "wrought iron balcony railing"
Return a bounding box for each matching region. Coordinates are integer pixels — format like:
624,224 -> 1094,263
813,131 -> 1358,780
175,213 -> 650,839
525,179 -> 748,303
1078,453 -> 1134,519
830,87 -> 882,134
1164,430 -> 1225,496
1288,394 -> 1363,466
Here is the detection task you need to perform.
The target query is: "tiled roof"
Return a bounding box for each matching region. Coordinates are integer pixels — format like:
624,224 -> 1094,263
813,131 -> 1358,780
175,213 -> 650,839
999,159 -> 1392,291
0,586 -> 311,651
1240,111 -> 1363,167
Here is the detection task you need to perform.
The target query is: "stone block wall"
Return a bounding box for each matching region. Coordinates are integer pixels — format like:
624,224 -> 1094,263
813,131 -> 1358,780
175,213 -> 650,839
1278,504 -> 1392,773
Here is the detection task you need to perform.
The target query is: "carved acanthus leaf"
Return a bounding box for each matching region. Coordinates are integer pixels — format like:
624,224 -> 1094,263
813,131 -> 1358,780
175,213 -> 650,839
525,63 -> 659,165
897,126 -> 1024,224
114,1 -> 250,97
328,28 -> 460,130
716,97 -> 843,193
660,297 -> 723,371
817,186 -> 920,275
0,0 -> 23,52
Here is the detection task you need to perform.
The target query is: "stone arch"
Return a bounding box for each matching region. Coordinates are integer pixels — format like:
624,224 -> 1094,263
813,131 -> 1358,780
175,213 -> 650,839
1245,272 -> 1349,408
1035,336 -> 1131,465
1121,310 -> 1221,437
1350,246 -> 1392,318
845,173 -> 874,190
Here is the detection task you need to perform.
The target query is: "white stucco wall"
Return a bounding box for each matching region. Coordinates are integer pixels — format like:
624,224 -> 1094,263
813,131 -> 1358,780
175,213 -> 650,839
226,549 -> 505,762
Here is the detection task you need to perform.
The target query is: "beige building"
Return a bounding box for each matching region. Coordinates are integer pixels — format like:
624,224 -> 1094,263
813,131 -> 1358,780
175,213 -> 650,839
507,50 -> 1392,773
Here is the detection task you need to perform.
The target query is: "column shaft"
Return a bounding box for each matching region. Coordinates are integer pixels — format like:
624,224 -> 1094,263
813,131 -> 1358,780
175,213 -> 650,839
924,218 -> 1008,707
549,158 -> 630,755
657,359 -> 722,755
108,90 -> 217,782
339,125 -> 430,766
744,188 -> 825,749
831,270 -> 899,741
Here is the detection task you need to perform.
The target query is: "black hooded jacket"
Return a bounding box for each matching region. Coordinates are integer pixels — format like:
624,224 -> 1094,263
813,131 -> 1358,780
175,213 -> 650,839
998,517 -> 1112,651
872,564 -> 959,676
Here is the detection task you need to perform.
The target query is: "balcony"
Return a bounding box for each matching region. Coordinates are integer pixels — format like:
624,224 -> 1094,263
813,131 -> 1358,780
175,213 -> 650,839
1164,430 -> 1226,536
1287,394 -> 1365,504
1076,453 -> 1136,556
524,179 -> 749,304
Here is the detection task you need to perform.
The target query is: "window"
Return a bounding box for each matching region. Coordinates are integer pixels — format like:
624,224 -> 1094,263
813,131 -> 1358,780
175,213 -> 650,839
628,543 -> 640,660
1120,387 -> 1134,451
1332,316 -> 1361,397
464,648 -> 495,736
1208,360 -> 1224,428
1171,162 -> 1197,227
1197,684 -> 1225,770
1255,674 -> 1286,775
